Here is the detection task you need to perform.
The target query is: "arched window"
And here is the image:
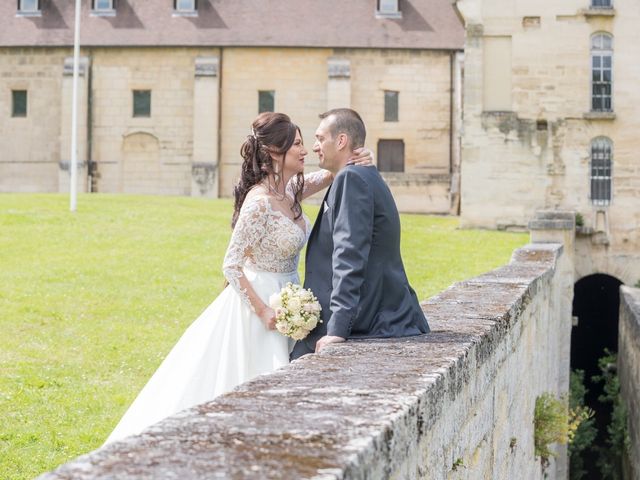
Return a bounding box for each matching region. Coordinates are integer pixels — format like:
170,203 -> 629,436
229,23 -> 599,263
591,33 -> 613,112
590,137 -> 612,206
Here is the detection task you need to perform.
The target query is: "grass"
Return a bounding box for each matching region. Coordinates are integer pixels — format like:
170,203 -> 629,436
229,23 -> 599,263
0,193 -> 527,479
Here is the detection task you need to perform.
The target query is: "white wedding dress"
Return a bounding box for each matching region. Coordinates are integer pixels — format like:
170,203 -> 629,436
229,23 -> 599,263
105,191 -> 312,444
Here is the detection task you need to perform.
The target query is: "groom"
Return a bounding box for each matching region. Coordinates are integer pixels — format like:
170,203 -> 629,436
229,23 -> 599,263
290,108 -> 430,360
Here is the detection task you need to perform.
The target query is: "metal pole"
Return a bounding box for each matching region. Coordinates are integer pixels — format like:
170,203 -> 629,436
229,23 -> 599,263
70,0 -> 81,212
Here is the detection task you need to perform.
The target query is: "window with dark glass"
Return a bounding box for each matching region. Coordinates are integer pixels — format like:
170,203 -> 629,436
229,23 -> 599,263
377,139 -> 405,172
591,33 -> 613,112
591,138 -> 612,206
258,91 -> 275,113
18,0 -> 40,13
591,0 -> 612,8
12,90 -> 27,117
384,91 -> 399,122
133,90 -> 151,117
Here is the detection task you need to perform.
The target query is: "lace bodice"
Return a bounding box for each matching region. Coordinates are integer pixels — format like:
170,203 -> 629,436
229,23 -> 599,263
222,195 -> 311,308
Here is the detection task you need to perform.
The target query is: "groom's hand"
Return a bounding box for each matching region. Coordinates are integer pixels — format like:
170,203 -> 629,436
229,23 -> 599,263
315,335 -> 346,353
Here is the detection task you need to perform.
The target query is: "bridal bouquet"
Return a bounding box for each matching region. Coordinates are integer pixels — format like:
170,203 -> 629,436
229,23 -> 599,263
269,283 -> 322,340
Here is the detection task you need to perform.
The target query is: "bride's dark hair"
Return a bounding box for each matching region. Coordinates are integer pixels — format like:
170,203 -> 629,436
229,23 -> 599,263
232,112 -> 304,228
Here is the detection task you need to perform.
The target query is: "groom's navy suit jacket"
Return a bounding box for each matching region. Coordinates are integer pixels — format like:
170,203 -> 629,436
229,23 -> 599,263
290,165 -> 430,359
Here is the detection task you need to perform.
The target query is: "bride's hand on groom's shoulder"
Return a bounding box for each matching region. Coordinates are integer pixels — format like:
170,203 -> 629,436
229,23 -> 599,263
257,305 -> 276,331
347,147 -> 376,168
315,335 -> 346,353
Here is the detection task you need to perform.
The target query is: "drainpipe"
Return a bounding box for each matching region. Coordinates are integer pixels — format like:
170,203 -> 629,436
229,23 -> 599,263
87,51 -> 94,192
450,50 -> 463,216
449,51 -> 454,178
216,48 -> 224,198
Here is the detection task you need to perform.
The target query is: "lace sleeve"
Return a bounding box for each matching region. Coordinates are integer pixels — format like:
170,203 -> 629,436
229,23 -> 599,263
222,196 -> 269,311
286,170 -> 333,200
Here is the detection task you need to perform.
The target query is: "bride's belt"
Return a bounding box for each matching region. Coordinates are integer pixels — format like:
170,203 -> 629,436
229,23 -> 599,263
243,266 -> 298,277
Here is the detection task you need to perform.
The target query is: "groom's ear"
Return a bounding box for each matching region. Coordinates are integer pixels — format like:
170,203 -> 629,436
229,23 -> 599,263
336,133 -> 349,151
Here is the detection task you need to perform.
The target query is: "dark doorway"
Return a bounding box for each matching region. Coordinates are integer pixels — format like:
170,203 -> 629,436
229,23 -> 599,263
571,273 -> 622,479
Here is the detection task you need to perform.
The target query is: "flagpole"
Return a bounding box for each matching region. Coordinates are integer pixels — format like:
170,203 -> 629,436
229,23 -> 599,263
70,0 -> 81,212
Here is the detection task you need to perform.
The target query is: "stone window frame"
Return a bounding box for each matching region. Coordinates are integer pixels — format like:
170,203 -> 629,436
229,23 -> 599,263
590,137 -> 613,206
91,0 -> 116,17
258,90 -> 275,114
590,32 -> 613,113
173,0 -> 198,16
16,0 -> 41,17
11,90 -> 28,118
132,90 -> 152,118
384,90 -> 399,122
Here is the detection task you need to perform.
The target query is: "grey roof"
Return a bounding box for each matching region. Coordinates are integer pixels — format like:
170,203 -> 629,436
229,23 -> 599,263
0,0 -> 464,50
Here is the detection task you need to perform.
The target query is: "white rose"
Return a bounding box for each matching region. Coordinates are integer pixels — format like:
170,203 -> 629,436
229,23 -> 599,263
275,307 -> 286,319
269,293 -> 282,309
304,315 -> 318,329
290,314 -> 305,326
291,329 -> 307,341
288,297 -> 301,312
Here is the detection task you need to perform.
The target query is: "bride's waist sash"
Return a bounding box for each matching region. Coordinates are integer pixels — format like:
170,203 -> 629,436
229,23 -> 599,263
243,265 -> 298,279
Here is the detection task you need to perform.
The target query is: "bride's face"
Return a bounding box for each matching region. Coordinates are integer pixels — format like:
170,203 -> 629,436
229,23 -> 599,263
281,130 -> 307,177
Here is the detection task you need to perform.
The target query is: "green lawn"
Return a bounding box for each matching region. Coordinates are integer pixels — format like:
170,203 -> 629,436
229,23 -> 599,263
0,194 -> 528,479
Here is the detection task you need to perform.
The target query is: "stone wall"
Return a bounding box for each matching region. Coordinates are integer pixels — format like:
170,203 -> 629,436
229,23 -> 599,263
456,0 -> 640,284
219,47 -> 455,214
1,46 -> 458,213
39,242 -> 573,480
619,286 -> 640,479
90,47 -> 218,196
0,48 -> 68,192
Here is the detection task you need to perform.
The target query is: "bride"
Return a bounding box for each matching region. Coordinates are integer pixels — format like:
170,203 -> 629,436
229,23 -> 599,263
105,112 -> 371,443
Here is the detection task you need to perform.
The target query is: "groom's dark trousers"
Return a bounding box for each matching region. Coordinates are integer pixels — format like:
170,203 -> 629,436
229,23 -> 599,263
290,165 -> 429,360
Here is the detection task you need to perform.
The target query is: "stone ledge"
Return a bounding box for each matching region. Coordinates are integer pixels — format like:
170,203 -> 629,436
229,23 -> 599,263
529,219 -> 575,230
620,286 -> 640,342
619,286 -> 640,479
583,111 -> 616,120
582,7 -> 616,17
529,210 -> 575,231
39,244 -> 563,479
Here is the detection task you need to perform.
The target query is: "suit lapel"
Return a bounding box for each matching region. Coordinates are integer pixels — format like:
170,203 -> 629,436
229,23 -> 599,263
305,186 -> 331,265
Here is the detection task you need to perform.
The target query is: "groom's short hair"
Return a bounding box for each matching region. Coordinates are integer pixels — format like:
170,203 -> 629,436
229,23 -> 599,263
319,108 -> 366,149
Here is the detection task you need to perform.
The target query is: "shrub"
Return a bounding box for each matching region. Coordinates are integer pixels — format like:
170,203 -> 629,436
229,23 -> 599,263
568,370 -> 597,480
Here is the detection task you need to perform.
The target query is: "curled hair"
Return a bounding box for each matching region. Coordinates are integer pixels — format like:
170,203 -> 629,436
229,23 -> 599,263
232,112 -> 305,228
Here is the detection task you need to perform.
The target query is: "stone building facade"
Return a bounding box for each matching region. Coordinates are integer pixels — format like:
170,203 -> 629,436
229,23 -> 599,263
0,0 -> 464,214
456,0 -> 640,285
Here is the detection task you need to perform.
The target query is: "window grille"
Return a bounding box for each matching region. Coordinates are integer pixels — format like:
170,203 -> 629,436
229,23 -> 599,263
591,0 -> 612,8
590,137 -> 612,206
133,90 -> 151,118
12,90 -> 27,117
258,91 -> 275,114
591,33 -> 613,112
384,91 -> 399,122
